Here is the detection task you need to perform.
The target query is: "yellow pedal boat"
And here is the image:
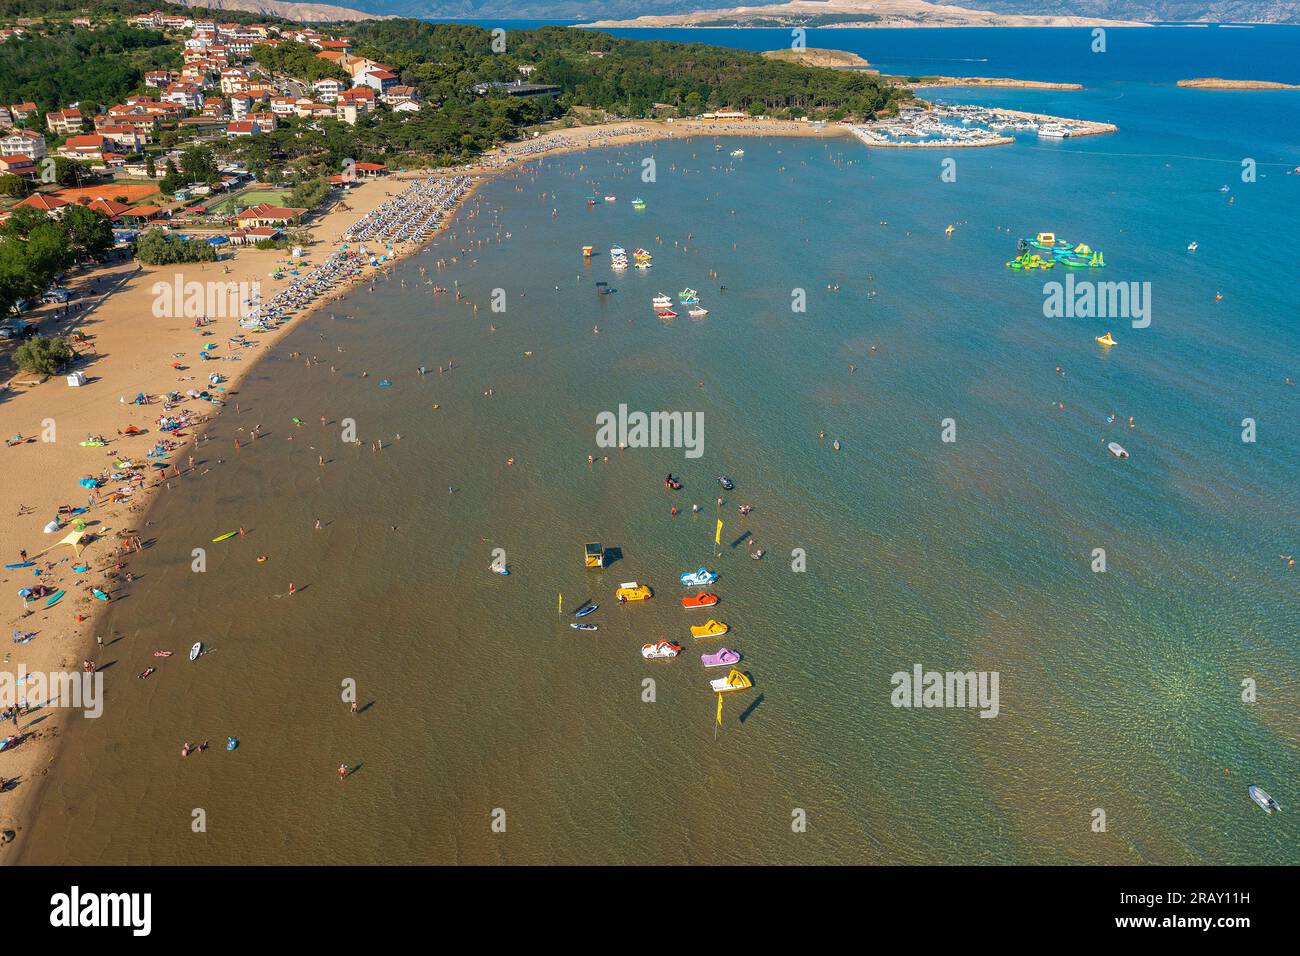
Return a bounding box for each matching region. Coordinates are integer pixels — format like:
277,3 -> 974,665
615,581 -> 652,603
1096,332 -> 1117,347
710,669 -> 752,693
690,619 -> 729,639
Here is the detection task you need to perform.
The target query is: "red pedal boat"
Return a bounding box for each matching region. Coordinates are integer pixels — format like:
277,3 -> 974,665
681,591 -> 719,609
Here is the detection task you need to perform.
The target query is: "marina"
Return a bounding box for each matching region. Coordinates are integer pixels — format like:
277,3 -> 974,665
849,103 -> 1115,148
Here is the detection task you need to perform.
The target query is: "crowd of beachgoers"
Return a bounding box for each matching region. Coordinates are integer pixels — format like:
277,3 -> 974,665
504,125 -> 651,159
243,175 -> 472,329
345,175 -> 472,245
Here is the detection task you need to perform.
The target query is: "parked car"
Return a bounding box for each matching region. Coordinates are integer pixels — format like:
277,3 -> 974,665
1,322 -> 36,339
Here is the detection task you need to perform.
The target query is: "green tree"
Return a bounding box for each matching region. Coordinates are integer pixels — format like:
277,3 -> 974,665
52,157 -> 91,188
133,229 -> 216,265
60,204 -> 115,261
179,145 -> 216,185
0,174 -> 27,197
13,335 -> 74,376
0,205 -> 50,240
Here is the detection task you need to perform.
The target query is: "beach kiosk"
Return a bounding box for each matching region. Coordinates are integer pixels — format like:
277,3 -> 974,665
584,542 -> 604,569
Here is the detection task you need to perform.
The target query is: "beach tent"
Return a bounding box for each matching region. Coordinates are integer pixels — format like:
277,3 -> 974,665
55,528 -> 89,557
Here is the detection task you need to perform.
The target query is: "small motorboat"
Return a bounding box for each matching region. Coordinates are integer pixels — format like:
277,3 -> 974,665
153,651 -> 173,657
701,647 -> 741,668
641,640 -> 681,659
1248,785 -> 1281,814
138,667 -> 155,679
690,619 -> 729,639
680,567 -> 719,587
604,196 -> 617,202
717,476 -> 734,490
1187,241 -> 1198,252
710,668 -> 752,692
1095,332 -> 1116,347
491,565 -> 510,575
681,591 -> 719,609
571,623 -> 598,631
615,582 -> 652,602
1107,441 -> 1129,459
657,309 -> 677,319
574,602 -> 597,618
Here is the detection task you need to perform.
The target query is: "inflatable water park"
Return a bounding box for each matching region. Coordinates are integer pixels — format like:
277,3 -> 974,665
1007,232 -> 1106,270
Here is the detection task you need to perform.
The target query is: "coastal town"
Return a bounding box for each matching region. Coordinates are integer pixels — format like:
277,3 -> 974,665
0,11 -> 418,253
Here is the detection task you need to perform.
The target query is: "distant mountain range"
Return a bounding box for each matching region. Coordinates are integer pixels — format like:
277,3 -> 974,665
172,0 -> 394,21
317,0 -> 1300,25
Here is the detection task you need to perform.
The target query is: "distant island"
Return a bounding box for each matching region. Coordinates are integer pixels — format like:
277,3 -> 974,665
761,48 -> 874,69
1177,77 -> 1300,90
902,76 -> 1083,89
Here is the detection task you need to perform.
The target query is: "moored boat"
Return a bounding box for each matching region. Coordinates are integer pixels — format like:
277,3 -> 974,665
710,668 -> 752,692
681,591 -> 719,609
701,647 -> 741,667
632,198 -> 646,209
641,640 -> 682,659
616,581 -> 652,602
1107,441 -> 1129,459
690,619 -> 729,639
1248,785 -> 1281,813
680,567 -> 719,587
657,309 -> 677,319
688,307 -> 708,318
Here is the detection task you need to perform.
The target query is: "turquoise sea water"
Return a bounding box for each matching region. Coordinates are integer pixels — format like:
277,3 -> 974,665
15,29 -> 1300,865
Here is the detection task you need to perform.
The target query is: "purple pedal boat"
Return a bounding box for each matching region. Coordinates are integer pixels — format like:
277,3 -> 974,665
701,647 -> 741,668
